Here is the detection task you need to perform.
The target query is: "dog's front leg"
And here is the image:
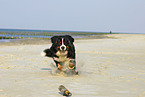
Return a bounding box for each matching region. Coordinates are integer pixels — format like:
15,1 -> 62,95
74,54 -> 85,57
41,49 -> 54,57
53,58 -> 62,70
68,59 -> 76,69
57,63 -> 62,70
69,59 -> 78,75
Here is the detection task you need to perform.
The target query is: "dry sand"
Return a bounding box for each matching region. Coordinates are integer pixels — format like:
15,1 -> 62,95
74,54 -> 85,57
0,34 -> 145,97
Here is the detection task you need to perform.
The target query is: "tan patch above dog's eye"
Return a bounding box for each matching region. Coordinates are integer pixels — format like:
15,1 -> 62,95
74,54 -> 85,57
66,46 -> 69,50
57,46 -> 60,50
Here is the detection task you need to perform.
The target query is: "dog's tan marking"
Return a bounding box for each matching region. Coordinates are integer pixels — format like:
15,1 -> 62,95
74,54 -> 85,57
58,63 -> 62,70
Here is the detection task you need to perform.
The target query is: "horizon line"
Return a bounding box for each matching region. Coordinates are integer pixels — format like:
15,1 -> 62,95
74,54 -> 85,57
0,28 -> 144,34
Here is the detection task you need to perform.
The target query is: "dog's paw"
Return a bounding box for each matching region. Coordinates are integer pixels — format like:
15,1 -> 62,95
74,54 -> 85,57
41,51 -> 46,56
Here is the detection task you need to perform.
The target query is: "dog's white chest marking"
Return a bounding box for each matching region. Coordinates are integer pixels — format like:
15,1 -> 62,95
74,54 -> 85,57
54,51 -> 70,71
54,51 -> 69,62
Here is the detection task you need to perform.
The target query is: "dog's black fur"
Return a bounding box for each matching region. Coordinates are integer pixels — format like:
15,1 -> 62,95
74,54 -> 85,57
41,35 -> 78,75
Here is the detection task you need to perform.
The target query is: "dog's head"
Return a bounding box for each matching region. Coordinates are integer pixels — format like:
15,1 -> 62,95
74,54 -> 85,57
51,35 -> 74,52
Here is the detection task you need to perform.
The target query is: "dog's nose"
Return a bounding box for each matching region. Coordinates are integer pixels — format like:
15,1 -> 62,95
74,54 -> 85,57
61,46 -> 65,50
60,45 -> 66,51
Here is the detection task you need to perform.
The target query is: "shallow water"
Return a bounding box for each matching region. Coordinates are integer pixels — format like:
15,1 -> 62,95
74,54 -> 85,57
0,37 -> 145,97
0,39 -> 11,42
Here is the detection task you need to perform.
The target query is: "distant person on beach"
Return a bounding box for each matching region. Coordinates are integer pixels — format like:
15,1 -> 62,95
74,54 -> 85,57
110,31 -> 112,34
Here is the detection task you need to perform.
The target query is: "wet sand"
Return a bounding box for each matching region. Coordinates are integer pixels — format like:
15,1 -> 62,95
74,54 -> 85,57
0,34 -> 145,97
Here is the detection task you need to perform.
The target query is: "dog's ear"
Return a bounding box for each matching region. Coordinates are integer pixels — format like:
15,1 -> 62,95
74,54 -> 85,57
65,35 -> 74,43
51,36 -> 58,43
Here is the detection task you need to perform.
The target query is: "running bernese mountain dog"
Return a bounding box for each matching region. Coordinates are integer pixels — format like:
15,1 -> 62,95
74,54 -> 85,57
41,35 -> 78,75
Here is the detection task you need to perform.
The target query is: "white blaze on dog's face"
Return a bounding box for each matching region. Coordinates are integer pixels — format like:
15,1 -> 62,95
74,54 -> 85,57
60,38 -> 67,51
54,37 -> 70,54
54,37 -> 70,62
51,35 -> 74,54
56,38 -> 68,57
55,39 -> 68,62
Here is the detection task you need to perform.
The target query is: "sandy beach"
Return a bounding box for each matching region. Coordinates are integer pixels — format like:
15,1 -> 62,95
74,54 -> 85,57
0,34 -> 145,97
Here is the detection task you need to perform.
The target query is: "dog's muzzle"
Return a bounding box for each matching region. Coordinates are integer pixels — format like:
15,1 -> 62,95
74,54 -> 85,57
60,45 -> 66,51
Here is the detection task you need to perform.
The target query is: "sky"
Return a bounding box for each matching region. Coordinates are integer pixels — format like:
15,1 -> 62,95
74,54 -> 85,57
0,0 -> 145,33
